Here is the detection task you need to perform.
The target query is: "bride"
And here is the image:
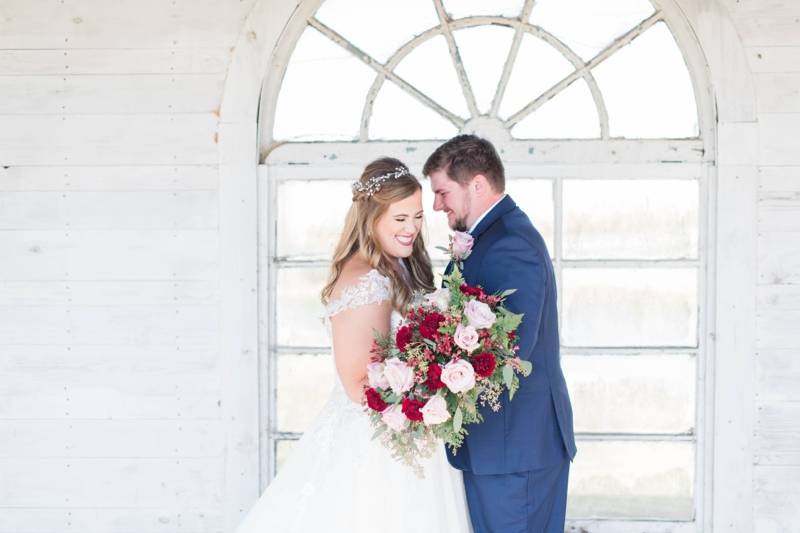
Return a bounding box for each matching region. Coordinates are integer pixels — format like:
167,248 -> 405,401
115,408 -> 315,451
234,157 -> 472,533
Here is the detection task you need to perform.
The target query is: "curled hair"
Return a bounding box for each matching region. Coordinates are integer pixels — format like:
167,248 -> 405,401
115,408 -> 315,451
422,134 -> 505,192
321,157 -> 435,310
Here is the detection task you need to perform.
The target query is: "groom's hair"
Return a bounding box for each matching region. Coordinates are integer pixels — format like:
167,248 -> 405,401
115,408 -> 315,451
422,134 -> 505,193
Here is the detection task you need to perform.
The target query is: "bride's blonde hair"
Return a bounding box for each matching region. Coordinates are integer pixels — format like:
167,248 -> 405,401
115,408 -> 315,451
321,157 -> 435,310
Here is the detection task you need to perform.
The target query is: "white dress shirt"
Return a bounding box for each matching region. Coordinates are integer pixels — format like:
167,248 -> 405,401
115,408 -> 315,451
468,194 -> 507,234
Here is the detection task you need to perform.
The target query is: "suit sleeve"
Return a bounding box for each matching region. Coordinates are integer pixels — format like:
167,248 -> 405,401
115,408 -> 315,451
479,233 -> 546,362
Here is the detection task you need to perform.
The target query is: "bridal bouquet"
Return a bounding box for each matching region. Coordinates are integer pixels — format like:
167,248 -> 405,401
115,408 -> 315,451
363,232 -> 532,473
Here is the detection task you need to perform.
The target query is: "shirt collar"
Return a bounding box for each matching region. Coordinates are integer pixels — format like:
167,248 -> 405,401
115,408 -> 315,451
468,194 -> 507,234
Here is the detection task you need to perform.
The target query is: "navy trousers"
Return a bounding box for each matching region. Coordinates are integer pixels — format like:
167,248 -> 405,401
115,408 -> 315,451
462,458 -> 570,533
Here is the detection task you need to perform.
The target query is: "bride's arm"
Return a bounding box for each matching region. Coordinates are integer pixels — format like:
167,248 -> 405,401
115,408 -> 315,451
329,300 -> 393,404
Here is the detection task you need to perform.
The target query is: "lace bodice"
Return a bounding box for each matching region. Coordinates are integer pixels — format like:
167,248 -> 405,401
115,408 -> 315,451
325,269 -> 393,318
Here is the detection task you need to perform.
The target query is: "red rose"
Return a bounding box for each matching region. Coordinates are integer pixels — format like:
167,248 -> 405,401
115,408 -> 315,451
401,398 -> 425,421
471,352 -> 497,378
365,387 -> 388,412
396,325 -> 413,352
419,312 -> 445,340
460,284 -> 484,298
426,363 -> 445,390
507,331 -> 517,341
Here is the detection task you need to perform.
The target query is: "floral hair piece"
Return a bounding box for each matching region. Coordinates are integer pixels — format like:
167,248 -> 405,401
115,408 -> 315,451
352,166 -> 409,198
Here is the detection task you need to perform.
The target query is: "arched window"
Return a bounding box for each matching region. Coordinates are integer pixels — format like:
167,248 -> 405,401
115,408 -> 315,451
259,0 -> 709,527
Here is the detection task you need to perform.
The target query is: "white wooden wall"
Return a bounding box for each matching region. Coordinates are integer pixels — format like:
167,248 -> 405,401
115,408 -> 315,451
0,0 -> 798,532
735,2 -> 800,530
0,1 -> 255,531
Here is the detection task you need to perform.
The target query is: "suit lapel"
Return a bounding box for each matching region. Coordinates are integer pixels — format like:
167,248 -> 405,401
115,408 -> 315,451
470,195 -> 517,242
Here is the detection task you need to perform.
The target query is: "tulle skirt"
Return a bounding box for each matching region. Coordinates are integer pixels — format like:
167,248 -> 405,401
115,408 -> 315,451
234,387 -> 472,533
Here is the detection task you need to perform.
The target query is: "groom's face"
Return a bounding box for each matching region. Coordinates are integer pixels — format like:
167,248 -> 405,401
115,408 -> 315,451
429,169 -> 473,232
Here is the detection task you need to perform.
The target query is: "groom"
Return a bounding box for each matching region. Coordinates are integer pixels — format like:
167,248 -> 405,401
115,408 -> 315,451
424,135 -> 576,533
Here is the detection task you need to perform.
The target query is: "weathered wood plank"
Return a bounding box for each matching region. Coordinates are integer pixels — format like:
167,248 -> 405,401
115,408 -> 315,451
759,166 -> 800,193
0,508 -> 222,533
0,165 -> 218,191
759,206 -> 800,231
754,73 -> 800,113
0,384 -> 221,420
0,230 -> 218,280
0,74 -> 224,114
0,344 -> 218,369
0,344 -> 222,419
755,403 -> 800,465
753,465 -> 800,533
0,304 -> 218,345
0,48 -> 231,75
747,46 -> 800,73
0,457 -> 224,507
0,190 -> 218,229
758,285 -> 800,311
0,280 -> 218,306
758,115 -> 800,165
0,0 -> 255,49
0,114 -> 218,166
755,349 -> 800,403
0,419 -> 224,458
756,310 -> 800,349
734,16 -> 800,47
758,231 -> 800,284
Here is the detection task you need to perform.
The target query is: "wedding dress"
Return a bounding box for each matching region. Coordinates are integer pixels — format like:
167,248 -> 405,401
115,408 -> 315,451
235,269 -> 472,533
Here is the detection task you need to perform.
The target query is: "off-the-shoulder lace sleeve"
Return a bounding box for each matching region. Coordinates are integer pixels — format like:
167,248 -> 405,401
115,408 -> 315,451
325,269 -> 392,317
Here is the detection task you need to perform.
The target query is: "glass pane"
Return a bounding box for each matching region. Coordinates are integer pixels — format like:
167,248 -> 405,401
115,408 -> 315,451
563,179 -> 699,259
370,79 -> 460,140
273,27 -> 375,141
275,439 -> 297,473
532,0 -> 655,61
453,25 -> 515,114
444,0 -> 526,19
314,0 -> 439,63
277,267 -> 329,347
568,440 -> 695,520
394,35 -> 470,119
499,34 -> 576,120
562,268 -> 698,347
592,23 -> 699,138
277,180 -> 353,260
277,353 -> 336,433
563,354 -> 696,434
505,179 -> 554,255
510,79 -> 599,139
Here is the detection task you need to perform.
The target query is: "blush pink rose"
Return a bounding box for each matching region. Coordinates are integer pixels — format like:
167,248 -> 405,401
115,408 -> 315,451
383,357 -> 415,394
453,323 -> 481,353
381,403 -> 408,432
441,359 -> 476,393
464,299 -> 496,329
366,361 -> 390,389
424,288 -> 451,311
420,395 -> 451,425
451,231 -> 474,261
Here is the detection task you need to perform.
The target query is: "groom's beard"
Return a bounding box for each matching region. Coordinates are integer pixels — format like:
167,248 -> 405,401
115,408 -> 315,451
452,217 -> 468,232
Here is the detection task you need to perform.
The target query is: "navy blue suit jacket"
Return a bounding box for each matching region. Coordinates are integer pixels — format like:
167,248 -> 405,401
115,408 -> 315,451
445,195 -> 576,475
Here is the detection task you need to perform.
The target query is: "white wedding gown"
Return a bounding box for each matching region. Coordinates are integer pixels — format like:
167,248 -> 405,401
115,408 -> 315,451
235,269 -> 472,533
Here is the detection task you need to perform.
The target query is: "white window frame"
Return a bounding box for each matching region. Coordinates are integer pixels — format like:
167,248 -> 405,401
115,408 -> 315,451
258,138 -> 713,532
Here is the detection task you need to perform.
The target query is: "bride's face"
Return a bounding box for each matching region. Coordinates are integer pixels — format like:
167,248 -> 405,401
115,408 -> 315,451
374,189 -> 424,259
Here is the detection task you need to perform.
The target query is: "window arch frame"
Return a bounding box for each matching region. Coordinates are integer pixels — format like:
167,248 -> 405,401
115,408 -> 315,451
254,1 -> 718,530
